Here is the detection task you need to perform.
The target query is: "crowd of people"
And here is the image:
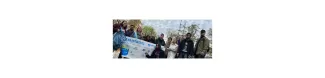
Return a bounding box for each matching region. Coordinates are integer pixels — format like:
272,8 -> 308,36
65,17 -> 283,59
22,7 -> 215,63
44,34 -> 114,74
113,21 -> 211,59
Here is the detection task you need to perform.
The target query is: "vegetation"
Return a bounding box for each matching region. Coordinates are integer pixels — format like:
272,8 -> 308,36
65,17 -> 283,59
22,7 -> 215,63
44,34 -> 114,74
142,26 -> 157,37
127,20 -> 142,30
208,28 -> 212,39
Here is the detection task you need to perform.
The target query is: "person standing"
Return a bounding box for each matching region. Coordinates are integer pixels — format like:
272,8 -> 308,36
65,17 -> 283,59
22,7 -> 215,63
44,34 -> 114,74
156,34 -> 166,46
165,37 -> 172,48
166,37 -> 178,58
125,25 -> 135,37
164,37 -> 172,56
177,33 -> 194,58
176,36 -> 181,46
194,30 -> 210,58
136,27 -> 142,39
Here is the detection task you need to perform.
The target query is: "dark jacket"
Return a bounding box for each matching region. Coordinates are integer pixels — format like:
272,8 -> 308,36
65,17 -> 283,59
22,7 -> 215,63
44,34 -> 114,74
125,30 -> 134,37
177,40 -> 181,45
178,38 -> 195,55
149,38 -> 155,43
155,38 -> 166,46
146,48 -> 166,58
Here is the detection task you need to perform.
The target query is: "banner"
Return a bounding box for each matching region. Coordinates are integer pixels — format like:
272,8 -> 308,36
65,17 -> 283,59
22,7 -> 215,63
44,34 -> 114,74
124,37 -> 165,58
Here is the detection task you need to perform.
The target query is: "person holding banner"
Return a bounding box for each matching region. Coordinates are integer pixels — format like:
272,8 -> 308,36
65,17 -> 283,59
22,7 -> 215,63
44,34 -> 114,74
149,36 -> 156,43
145,44 -> 166,58
125,25 -> 135,37
144,35 -> 150,42
156,33 -> 166,46
136,27 -> 142,39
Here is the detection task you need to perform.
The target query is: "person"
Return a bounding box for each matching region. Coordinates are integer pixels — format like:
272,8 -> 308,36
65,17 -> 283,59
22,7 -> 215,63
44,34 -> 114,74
113,26 -> 127,51
155,34 -> 166,46
144,35 -> 150,42
194,30 -> 210,58
125,25 -> 135,37
166,37 -> 178,58
165,37 -> 172,48
113,23 -> 119,34
113,24 -> 127,58
121,21 -> 128,33
145,44 -> 166,58
144,35 -> 152,43
177,33 -> 194,58
136,27 -> 142,39
150,36 -> 156,43
176,36 -> 181,45
113,21 -> 127,34
164,37 -> 172,55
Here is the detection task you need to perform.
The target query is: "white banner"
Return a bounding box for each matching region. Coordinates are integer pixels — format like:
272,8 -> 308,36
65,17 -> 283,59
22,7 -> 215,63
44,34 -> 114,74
124,37 -> 165,58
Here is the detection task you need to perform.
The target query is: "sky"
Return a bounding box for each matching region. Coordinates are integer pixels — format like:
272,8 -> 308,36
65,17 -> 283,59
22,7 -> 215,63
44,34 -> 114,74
141,20 -> 212,36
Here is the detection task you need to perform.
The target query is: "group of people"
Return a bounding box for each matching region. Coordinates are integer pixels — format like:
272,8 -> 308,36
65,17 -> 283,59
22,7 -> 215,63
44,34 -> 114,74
113,21 -> 211,59
113,21 -> 156,43
145,30 -> 210,58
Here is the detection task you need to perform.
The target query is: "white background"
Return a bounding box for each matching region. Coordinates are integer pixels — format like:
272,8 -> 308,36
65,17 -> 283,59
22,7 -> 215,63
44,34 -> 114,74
1,0 -> 325,78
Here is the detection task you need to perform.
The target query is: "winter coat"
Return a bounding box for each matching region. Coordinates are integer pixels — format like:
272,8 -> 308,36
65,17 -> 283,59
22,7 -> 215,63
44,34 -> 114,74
167,44 -> 178,58
113,30 -> 126,51
156,38 -> 166,46
178,38 -> 195,56
125,30 -> 134,37
195,36 -> 210,55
